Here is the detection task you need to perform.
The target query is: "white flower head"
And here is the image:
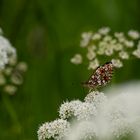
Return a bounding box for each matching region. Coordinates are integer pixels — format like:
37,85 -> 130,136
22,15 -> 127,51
59,101 -> 73,119
70,54 -> 82,65
0,35 -> 16,69
132,41 -> 140,58
128,30 -> 140,40
88,59 -> 99,70
132,49 -> 140,58
71,27 -> 140,71
38,82 -> 140,140
119,51 -> 129,59
80,32 -> 92,47
59,100 -> 82,119
110,39 -> 117,44
105,47 -> 114,56
113,43 -> 123,51
103,35 -> 112,42
92,33 -> 101,40
8,53 -> 17,66
124,40 -> 134,48
114,32 -> 126,43
16,62 -> 28,72
10,73 -> 23,85
111,59 -> 123,68
97,49 -> 105,55
86,50 -> 96,60
4,85 -> 17,95
84,91 -> 107,108
88,45 -> 97,51
98,27 -> 110,35
97,42 -> 107,55
38,119 -> 70,140
114,32 -> 124,39
4,67 -> 12,76
73,102 -> 97,120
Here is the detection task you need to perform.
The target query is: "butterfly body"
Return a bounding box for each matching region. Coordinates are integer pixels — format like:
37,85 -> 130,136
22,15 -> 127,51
83,62 -> 114,90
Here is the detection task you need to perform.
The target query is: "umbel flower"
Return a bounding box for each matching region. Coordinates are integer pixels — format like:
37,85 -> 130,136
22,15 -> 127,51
0,28 -> 28,95
37,82 -> 140,140
0,61 -> 28,95
71,27 -> 140,69
0,29 -> 16,69
38,119 -> 70,140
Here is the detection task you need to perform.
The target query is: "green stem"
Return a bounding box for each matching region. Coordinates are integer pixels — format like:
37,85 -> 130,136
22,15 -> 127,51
2,94 -> 22,133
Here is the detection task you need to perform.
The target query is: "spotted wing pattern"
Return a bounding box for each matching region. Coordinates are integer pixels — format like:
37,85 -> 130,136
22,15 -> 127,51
83,62 -> 114,89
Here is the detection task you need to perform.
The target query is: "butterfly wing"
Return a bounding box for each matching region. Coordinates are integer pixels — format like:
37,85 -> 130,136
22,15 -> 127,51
83,62 -> 114,89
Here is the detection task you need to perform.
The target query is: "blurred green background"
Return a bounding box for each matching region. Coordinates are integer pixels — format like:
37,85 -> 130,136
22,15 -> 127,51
0,0 -> 140,139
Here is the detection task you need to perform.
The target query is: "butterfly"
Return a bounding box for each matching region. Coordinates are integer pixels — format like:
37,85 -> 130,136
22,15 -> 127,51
82,62 -> 114,90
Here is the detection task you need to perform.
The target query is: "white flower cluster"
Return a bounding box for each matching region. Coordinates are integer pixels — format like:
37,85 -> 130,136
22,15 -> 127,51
59,91 -> 104,122
38,119 -> 70,140
0,29 -> 16,69
38,83 -> 140,140
38,91 -> 102,140
59,100 -> 82,119
0,28 -> 28,95
0,61 -> 28,95
71,27 -> 140,70
84,91 -> 107,108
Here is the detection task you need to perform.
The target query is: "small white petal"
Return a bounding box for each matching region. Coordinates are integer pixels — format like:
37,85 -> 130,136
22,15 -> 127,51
111,59 -> 123,68
98,27 -> 110,35
92,33 -> 101,40
105,47 -> 114,56
59,100 -> 82,119
128,30 -> 140,40
86,50 -> 96,60
103,35 -> 112,42
38,119 -> 70,140
80,32 -> 93,47
124,40 -> 134,48
70,54 -> 82,65
88,59 -> 99,70
0,35 -> 16,69
132,49 -> 140,58
84,91 -> 107,108
119,51 -> 129,59
114,32 -> 124,39
113,43 -> 123,51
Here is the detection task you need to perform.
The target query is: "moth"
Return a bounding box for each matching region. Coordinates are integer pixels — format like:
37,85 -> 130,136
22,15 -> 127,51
82,62 -> 114,90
